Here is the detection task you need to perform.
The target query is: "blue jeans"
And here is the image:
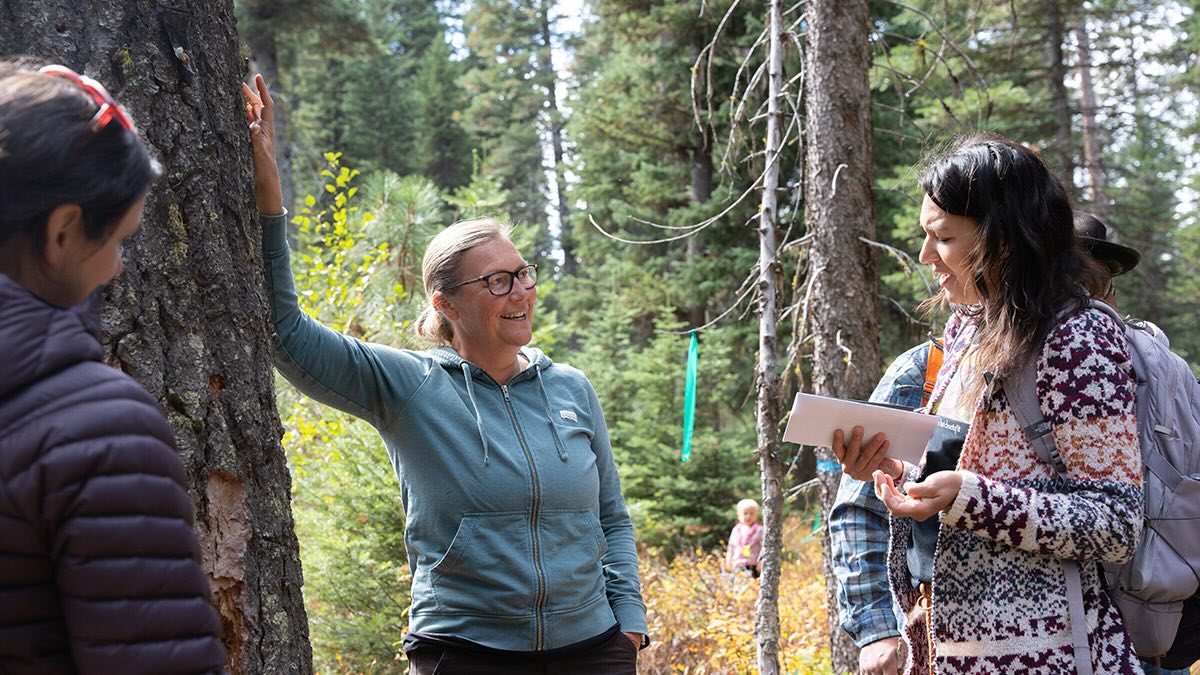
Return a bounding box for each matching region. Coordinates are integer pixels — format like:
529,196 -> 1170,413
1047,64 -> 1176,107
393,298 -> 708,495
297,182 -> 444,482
1140,660 -> 1191,675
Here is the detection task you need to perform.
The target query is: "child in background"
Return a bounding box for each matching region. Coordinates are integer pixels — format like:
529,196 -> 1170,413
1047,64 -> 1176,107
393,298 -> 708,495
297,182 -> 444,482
725,499 -> 764,578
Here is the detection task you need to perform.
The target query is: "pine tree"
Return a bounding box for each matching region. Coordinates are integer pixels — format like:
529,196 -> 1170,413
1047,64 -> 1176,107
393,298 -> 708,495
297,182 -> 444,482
414,36 -> 475,190
461,0 -> 551,248
0,2 -> 312,670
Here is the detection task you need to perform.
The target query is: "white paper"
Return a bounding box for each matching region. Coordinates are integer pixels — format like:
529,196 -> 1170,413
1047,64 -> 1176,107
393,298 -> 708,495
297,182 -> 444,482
781,393 -> 938,466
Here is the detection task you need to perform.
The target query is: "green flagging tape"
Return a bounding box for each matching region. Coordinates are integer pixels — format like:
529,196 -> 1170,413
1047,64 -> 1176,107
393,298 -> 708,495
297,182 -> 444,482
812,510 -> 821,532
681,330 -> 699,462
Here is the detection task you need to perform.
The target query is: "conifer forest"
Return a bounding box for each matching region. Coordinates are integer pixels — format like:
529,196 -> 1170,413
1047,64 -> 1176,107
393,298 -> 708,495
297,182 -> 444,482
2,0 -> 1197,673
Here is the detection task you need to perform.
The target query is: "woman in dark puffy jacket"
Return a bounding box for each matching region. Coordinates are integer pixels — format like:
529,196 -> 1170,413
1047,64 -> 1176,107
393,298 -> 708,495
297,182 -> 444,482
0,61 -> 226,674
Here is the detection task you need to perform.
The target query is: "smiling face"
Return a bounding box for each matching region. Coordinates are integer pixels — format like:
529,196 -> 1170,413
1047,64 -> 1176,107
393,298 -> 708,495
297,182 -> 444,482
443,237 -> 536,361
918,194 -> 982,305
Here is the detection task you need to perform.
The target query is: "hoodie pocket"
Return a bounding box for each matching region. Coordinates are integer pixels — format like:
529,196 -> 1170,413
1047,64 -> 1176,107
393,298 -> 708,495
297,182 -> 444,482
430,512 -> 535,617
539,508 -> 608,614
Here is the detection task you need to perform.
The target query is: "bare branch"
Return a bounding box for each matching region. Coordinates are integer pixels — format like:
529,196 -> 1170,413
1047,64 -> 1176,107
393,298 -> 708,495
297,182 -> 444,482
829,163 -> 848,199
784,476 -> 821,501
664,268 -> 761,334
691,0 -> 746,136
834,328 -> 854,372
858,235 -> 935,296
722,59 -> 769,173
881,294 -> 927,326
783,0 -> 807,17
885,0 -> 992,95
587,170 -> 766,245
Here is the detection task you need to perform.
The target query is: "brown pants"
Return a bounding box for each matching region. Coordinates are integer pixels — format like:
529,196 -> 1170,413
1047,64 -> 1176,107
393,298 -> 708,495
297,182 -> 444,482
406,631 -> 638,675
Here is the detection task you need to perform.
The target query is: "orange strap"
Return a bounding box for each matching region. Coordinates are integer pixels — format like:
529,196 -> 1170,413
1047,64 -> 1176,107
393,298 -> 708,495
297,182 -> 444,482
921,338 -> 945,408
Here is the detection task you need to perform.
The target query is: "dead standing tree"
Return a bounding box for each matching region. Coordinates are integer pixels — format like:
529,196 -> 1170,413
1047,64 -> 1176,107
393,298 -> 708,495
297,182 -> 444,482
752,0 -> 788,671
592,0 -> 806,670
0,2 -> 312,673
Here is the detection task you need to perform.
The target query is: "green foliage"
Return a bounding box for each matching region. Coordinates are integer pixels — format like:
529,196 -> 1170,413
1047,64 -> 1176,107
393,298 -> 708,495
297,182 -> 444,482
1102,108 -> 1199,366
285,398 -> 410,673
443,151 -> 510,220
278,0 -> 472,200
412,36 -> 475,190
236,0 -> 374,53
359,169 -> 448,340
250,3 -> 1200,665
556,255 -> 763,554
459,0 -> 551,227
281,154 -> 447,672
292,153 -> 396,338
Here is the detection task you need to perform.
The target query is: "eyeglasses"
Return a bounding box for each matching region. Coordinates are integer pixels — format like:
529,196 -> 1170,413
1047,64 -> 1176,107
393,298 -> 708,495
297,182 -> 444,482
448,264 -> 538,296
38,65 -> 136,149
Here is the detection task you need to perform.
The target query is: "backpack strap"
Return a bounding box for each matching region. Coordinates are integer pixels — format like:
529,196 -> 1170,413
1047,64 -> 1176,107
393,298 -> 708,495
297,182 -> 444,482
1002,354 -> 1066,474
921,336 -> 945,408
1000,342 -> 1094,675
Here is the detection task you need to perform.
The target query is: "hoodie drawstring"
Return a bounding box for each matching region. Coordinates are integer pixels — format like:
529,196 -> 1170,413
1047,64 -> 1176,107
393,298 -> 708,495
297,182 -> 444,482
535,365 -> 569,462
461,362 -> 490,466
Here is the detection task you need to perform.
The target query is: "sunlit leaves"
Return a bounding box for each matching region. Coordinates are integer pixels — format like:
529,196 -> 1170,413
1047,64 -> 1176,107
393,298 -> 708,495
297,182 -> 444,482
637,516 -> 833,673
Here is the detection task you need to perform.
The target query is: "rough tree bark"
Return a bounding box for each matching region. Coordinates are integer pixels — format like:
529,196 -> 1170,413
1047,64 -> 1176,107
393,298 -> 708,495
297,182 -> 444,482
803,0 -> 880,672
1074,17 -> 1107,218
0,2 -> 313,673
753,1 -> 786,672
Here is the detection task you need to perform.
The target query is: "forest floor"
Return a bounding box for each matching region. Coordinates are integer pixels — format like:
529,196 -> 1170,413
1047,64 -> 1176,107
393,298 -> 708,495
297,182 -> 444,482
637,515 -> 832,674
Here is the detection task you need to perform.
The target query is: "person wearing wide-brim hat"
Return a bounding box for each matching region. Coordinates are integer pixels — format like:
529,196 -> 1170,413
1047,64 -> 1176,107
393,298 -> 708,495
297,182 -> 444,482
1075,212 -> 1141,276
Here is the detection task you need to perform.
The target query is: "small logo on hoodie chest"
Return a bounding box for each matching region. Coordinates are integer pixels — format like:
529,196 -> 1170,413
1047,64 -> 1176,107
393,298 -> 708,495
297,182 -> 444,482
559,410 -> 578,423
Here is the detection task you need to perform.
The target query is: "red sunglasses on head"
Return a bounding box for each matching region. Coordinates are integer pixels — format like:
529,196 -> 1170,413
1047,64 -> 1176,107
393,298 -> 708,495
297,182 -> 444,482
38,64 -> 136,143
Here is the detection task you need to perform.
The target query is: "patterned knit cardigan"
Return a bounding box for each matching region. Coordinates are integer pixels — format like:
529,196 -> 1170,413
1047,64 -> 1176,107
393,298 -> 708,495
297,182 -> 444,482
886,307 -> 1144,675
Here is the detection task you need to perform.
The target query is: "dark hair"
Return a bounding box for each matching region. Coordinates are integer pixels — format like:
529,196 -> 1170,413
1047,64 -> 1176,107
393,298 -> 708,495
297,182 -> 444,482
919,132 -> 1107,382
0,60 -> 159,252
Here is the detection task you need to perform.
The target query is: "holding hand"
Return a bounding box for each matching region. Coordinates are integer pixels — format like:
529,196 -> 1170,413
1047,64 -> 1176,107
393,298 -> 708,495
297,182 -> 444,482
832,426 -> 903,482
859,636 -> 900,675
241,74 -> 283,215
873,469 -> 964,521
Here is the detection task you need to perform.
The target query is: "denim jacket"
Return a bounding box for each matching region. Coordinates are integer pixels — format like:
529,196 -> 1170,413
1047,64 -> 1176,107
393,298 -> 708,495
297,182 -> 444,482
828,342 -> 930,646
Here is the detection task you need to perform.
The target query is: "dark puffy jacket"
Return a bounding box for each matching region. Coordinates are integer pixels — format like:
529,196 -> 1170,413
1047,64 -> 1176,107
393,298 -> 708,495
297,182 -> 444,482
0,275 -> 227,674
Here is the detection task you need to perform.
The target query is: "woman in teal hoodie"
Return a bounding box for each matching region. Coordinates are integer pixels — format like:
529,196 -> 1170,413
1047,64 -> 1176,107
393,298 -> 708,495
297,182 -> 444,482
243,77 -> 647,672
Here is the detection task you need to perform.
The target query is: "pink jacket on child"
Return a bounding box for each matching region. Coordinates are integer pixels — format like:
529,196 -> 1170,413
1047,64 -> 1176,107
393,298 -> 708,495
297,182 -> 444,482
725,522 -> 763,570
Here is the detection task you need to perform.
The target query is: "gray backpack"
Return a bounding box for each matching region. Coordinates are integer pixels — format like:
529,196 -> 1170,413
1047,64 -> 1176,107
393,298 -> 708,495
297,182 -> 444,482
1002,300 -> 1200,674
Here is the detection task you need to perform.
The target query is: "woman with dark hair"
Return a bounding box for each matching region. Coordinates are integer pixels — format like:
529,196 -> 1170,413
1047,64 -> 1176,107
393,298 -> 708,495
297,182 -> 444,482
834,133 -> 1143,674
0,61 -> 226,673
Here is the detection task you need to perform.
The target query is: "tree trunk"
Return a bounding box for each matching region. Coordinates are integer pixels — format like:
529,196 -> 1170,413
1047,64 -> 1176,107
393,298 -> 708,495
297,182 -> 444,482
0,3 -> 313,673
687,132 -> 713,327
753,1 -> 786,672
1045,0 -> 1076,182
1074,17 -> 1106,218
537,0 -> 574,276
803,0 -> 880,672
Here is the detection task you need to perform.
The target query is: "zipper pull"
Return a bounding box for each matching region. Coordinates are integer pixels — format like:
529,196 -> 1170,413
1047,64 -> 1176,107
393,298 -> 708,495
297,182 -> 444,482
501,384 -> 510,402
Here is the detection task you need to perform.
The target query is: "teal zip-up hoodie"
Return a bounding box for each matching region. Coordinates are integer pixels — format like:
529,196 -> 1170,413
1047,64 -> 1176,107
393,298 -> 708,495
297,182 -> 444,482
261,214 -> 647,651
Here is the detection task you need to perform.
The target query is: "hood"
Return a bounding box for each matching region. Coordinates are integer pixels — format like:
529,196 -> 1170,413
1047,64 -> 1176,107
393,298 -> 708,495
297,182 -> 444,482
428,345 -> 552,378
0,274 -> 103,401
427,345 -> 565,466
